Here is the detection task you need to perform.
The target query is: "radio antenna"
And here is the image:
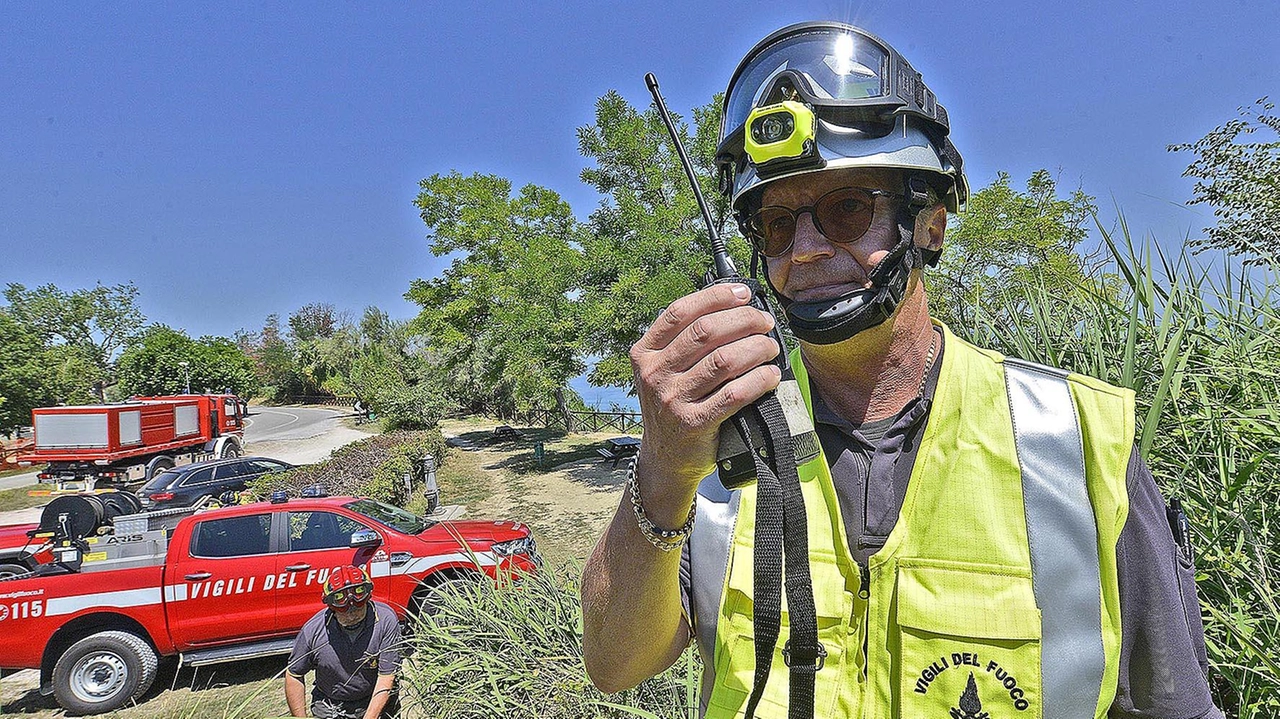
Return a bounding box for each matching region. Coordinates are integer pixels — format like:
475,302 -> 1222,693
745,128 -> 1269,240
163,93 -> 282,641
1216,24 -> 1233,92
645,72 -> 737,280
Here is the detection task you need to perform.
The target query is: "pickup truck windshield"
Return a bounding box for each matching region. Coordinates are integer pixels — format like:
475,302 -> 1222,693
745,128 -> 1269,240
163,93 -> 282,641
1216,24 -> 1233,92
345,499 -> 433,534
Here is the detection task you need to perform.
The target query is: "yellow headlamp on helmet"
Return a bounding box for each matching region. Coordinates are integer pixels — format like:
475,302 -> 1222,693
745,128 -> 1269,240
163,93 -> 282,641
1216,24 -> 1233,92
744,100 -> 817,168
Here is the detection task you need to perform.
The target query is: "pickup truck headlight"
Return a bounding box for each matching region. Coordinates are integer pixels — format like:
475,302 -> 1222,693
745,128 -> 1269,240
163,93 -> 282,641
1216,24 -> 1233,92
490,536 -> 536,557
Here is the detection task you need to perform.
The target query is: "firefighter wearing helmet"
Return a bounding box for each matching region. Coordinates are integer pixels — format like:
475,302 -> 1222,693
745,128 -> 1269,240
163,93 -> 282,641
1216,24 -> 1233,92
285,565 -> 402,718
581,21 -> 1221,719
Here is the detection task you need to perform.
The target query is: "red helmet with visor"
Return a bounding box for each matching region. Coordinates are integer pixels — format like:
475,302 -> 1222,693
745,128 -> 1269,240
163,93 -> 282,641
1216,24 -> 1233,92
322,565 -> 373,610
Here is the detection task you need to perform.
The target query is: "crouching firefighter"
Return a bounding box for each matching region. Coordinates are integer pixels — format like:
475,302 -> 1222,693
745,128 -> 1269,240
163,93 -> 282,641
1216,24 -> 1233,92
580,21 -> 1223,719
286,565 -> 403,719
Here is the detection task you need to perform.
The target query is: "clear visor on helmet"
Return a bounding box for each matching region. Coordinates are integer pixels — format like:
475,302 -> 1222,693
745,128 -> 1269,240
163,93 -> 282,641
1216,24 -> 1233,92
723,27 -> 891,141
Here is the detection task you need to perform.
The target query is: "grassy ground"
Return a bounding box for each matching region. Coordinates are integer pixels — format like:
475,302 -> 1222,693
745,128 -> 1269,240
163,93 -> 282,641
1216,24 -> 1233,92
0,484 -> 49,513
436,416 -> 634,565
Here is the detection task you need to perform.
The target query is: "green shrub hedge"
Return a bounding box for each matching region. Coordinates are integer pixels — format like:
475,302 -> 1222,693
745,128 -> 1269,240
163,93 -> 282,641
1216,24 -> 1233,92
250,429 -> 449,506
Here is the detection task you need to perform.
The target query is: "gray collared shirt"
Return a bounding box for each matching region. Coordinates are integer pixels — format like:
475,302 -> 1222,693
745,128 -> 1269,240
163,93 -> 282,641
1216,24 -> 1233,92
288,601 -> 403,703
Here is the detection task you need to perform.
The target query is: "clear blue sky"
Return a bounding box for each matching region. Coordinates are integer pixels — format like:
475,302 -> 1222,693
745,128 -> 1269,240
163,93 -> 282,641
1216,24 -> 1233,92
2,2 -> 1277,341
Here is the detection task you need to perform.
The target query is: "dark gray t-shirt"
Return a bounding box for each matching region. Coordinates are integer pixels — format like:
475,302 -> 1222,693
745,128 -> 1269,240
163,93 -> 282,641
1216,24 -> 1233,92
287,601 -> 403,703
680,331 -> 1222,718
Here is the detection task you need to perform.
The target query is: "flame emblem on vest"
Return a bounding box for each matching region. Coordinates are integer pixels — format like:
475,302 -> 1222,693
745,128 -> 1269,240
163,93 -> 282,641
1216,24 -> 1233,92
950,672 -> 990,719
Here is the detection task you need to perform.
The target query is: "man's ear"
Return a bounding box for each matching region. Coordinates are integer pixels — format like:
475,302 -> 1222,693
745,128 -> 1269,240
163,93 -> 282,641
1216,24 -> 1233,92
914,203 -> 947,253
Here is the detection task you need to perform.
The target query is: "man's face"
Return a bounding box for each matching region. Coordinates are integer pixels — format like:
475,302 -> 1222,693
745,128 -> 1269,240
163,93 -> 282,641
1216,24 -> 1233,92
333,600 -> 369,627
759,168 -> 903,303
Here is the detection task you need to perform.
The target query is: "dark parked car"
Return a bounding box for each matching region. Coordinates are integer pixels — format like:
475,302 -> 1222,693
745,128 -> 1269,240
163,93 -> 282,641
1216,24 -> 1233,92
137,456 -> 294,509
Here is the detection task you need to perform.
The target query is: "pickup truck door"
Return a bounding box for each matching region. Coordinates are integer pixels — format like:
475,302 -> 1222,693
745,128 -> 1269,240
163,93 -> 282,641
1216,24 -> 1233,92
274,510 -> 389,631
166,511 -> 279,649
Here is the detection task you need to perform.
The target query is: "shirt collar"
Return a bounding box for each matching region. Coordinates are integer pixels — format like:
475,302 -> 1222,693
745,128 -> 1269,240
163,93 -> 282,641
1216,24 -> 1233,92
809,327 -> 944,440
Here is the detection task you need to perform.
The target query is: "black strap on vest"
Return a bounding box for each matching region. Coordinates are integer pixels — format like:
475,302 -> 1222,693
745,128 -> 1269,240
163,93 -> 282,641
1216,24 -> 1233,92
737,395 -> 823,719
736,173 -> 936,717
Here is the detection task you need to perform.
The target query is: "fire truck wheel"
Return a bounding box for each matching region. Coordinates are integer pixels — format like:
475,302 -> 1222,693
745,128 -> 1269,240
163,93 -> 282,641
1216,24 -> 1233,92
0,562 -> 30,580
220,442 -> 241,459
53,630 -> 158,715
144,456 -> 175,483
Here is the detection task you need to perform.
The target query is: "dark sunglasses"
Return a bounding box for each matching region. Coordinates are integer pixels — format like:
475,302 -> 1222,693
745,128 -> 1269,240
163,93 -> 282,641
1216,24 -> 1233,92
325,582 -> 372,610
746,186 -> 899,257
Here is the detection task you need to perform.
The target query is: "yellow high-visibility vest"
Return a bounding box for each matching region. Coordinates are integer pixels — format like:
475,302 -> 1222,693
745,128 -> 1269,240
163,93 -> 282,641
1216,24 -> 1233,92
690,323 -> 1130,719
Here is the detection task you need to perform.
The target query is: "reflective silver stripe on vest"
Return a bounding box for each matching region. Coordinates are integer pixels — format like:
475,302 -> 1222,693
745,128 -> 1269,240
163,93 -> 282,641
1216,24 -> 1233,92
690,471 -> 740,715
1004,359 -> 1105,719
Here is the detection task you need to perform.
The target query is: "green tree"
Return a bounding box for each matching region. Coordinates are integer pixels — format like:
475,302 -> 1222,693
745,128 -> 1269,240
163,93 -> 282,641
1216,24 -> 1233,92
0,311 -> 95,432
324,309 -> 445,430
1168,97 -> 1280,264
931,169 -> 1101,337
288,302 -> 339,343
0,310 -> 48,432
237,314 -> 311,401
576,91 -> 746,388
0,284 -> 124,432
408,172 -> 587,421
2,282 -> 144,373
116,326 -> 258,398
197,335 -> 261,397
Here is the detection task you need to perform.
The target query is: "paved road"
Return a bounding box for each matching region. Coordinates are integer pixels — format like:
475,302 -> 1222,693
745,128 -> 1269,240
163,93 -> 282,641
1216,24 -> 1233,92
0,406 -> 360,491
0,471 -> 38,491
243,406 -> 349,443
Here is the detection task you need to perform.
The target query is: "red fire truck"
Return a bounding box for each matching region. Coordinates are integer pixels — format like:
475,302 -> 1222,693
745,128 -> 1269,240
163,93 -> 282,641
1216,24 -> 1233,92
18,394 -> 245,489
0,494 -> 537,714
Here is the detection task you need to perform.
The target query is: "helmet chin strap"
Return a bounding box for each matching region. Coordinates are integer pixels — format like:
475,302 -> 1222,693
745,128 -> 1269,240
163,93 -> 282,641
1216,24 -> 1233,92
757,175 -> 939,346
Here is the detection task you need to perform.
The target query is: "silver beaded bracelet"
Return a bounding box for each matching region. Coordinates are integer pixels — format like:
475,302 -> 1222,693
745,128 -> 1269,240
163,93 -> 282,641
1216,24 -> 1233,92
627,455 -> 696,552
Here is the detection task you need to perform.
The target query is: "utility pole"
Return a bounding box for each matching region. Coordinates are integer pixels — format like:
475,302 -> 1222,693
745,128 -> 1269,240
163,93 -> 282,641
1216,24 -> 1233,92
179,361 -> 191,394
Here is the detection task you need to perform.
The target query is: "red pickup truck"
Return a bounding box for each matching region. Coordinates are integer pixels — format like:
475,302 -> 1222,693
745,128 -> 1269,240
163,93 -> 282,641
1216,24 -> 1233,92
0,495 -> 537,714
0,522 -> 50,577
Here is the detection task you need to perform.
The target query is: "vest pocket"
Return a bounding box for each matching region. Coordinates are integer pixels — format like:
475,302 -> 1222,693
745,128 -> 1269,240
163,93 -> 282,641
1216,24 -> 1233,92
894,561 -> 1042,719
706,589 -> 852,718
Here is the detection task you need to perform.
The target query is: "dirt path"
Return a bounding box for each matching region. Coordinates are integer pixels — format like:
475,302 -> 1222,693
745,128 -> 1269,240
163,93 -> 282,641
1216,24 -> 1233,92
438,418 -> 631,565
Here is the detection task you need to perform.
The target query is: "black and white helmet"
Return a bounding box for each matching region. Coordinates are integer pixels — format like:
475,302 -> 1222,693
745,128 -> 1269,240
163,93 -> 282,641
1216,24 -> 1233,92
715,22 -> 968,214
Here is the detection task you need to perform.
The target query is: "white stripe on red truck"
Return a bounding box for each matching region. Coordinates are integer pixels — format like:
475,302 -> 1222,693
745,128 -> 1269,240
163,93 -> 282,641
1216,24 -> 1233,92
46,587 -> 163,616
369,551 -> 497,578
40,554 -> 498,616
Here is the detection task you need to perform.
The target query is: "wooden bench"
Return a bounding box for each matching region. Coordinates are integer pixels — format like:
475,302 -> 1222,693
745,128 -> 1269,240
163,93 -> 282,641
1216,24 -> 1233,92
597,447 -> 632,469
597,448 -> 620,467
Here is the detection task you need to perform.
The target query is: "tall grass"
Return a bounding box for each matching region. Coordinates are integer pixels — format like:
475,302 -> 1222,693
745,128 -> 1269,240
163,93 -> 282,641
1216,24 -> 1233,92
399,562 -> 700,719
960,217 -> 1280,718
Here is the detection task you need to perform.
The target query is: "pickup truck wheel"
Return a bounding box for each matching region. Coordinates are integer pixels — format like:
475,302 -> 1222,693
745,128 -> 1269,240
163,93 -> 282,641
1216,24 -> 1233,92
53,630 -> 158,715
413,575 -> 482,617
0,562 -> 29,580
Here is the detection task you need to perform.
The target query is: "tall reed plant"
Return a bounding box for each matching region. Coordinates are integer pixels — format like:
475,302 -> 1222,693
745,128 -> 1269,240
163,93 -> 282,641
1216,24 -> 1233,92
399,562 -> 700,719
956,216 -> 1279,718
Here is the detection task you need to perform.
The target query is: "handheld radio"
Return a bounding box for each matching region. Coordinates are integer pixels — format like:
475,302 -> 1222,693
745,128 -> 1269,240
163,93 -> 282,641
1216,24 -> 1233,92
644,73 -> 820,489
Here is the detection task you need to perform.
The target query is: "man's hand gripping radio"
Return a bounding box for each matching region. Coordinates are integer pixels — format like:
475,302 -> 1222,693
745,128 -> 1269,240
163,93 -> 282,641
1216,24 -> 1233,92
643,73 -> 819,490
